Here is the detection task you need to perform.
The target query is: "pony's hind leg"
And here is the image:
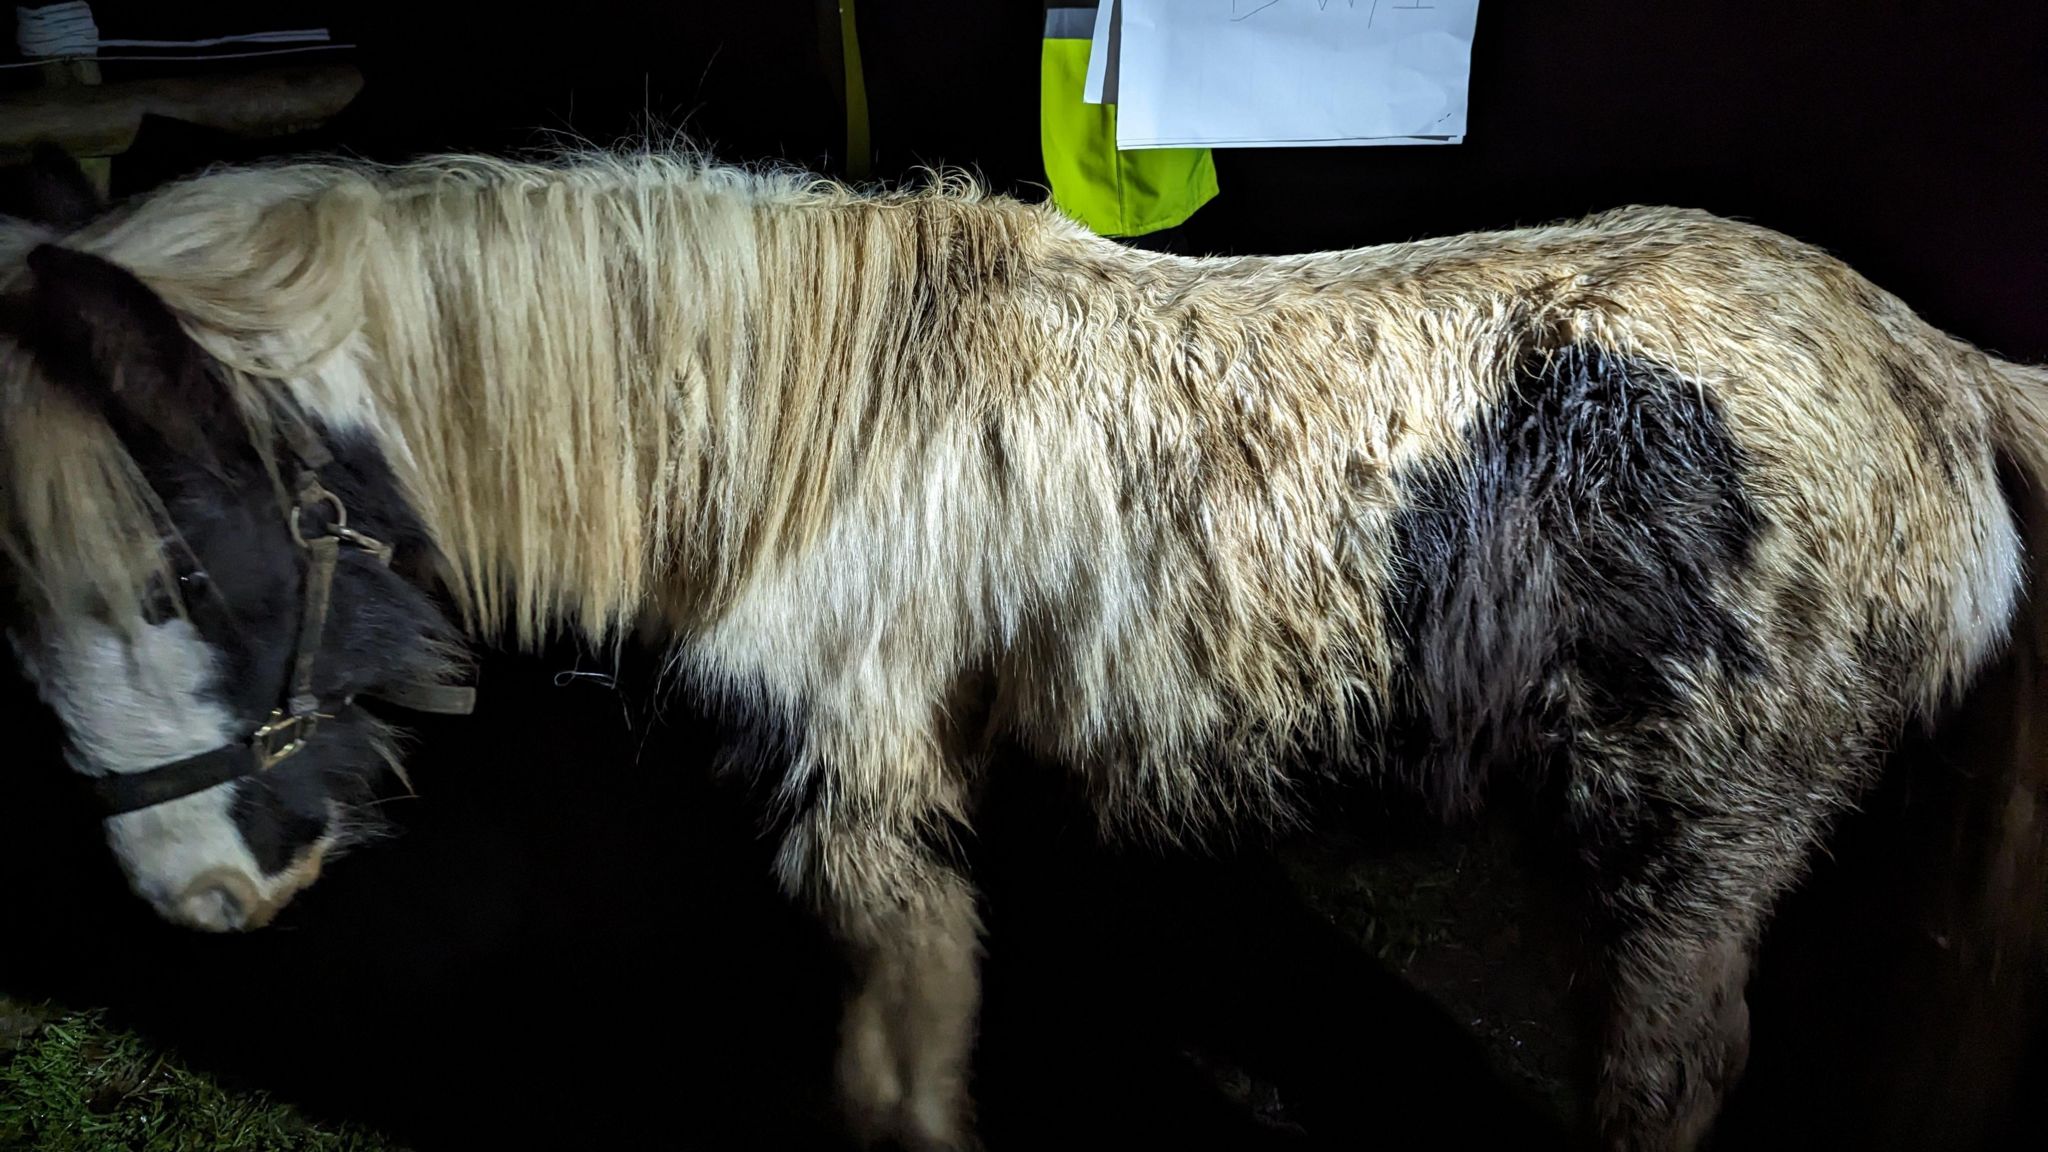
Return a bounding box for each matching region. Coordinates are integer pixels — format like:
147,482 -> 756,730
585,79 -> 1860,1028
779,761 -> 983,1151
1571,732 -> 1856,1152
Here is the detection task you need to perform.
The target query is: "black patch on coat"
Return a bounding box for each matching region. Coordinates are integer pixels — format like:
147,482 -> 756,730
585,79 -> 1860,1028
687,666 -> 992,883
688,675 -> 824,844
1383,343 -> 1766,807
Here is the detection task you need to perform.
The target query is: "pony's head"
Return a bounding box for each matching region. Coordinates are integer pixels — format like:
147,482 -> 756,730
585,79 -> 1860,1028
1,152 -> 472,932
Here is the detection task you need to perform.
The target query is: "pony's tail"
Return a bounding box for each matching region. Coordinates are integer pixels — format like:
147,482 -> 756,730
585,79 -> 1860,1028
1992,356 -> 2048,494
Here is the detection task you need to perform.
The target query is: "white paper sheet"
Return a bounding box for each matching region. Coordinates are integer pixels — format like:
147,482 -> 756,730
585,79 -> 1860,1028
1114,0 -> 1480,150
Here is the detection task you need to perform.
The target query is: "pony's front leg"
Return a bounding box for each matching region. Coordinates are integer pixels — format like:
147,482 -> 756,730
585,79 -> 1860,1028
780,772 -> 983,1151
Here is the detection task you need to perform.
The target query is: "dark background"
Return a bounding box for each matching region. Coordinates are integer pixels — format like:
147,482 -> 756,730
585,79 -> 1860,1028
3,2 -> 2045,1149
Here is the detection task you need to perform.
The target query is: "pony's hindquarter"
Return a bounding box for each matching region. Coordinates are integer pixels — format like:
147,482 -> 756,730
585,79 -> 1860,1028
12,155 -> 2041,1150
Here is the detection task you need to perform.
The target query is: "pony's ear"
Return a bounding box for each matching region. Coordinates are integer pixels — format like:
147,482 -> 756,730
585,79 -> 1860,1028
0,143 -> 104,230
21,244 -> 242,476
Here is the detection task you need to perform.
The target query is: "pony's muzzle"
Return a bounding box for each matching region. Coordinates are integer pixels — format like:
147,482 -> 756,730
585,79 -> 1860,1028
170,871 -> 258,931
157,834 -> 331,932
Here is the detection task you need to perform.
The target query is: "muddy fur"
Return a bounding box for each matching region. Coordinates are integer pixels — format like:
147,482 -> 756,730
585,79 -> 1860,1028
4,149 -> 2047,1150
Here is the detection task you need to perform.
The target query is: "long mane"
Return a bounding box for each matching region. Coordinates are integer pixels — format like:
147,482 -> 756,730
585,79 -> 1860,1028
2,150 -> 1042,645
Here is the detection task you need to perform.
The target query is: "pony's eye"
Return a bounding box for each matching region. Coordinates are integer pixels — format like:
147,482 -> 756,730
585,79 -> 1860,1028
140,567 -> 208,625
141,573 -> 179,626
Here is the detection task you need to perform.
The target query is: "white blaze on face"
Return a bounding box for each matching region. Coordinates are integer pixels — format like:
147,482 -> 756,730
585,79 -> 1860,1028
11,612 -> 313,931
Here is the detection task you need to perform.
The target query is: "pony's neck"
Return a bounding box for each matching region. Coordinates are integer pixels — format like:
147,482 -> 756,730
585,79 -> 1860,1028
338,160 -> 1049,648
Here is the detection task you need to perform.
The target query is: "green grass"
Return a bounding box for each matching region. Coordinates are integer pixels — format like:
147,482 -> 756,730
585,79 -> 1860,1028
0,998 -> 403,1152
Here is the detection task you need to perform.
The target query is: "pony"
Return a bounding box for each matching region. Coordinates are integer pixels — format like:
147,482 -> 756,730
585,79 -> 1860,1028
2,144 -> 2043,1151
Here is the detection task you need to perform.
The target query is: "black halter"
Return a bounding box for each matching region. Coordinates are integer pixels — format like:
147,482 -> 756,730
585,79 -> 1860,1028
91,408 -> 476,817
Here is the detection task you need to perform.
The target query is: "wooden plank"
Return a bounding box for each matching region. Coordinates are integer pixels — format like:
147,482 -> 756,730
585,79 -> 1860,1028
0,64 -> 362,161
39,58 -> 102,87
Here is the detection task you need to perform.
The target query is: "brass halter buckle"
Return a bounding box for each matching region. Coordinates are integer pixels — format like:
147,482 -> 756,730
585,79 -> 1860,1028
250,709 -> 327,771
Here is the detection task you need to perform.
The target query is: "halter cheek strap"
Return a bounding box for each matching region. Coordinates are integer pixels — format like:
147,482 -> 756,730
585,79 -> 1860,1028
90,417 -> 476,818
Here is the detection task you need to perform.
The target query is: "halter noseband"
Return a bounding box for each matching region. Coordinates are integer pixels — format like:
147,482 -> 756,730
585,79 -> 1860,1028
90,408 -> 476,817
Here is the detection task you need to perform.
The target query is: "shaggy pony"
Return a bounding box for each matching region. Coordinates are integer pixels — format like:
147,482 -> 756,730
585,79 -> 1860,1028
4,149 -> 2045,1150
